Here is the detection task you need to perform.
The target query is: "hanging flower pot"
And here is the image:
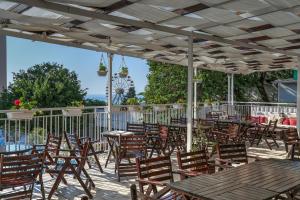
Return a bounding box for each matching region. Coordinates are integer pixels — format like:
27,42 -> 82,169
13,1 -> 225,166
97,54 -> 107,77
119,56 -> 129,78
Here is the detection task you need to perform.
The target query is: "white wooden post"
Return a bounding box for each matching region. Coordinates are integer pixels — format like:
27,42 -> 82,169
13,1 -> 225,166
231,73 -> 234,105
187,36 -> 193,152
227,74 -> 231,105
193,68 -> 197,119
0,35 -> 6,92
297,64 -> 300,135
107,53 -> 113,131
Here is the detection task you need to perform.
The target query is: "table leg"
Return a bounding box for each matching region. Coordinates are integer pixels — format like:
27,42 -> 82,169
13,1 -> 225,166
105,137 -> 115,168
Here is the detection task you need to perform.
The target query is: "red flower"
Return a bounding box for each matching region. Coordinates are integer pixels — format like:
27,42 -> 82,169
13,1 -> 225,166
14,99 -> 21,106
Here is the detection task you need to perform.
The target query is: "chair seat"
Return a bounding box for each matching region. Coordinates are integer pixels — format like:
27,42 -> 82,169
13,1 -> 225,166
1,176 -> 35,188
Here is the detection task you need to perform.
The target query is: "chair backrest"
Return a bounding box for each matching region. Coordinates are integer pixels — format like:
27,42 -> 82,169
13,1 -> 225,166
267,119 -> 278,133
227,124 -> 240,139
45,133 -> 62,155
228,115 -> 238,120
0,151 -> 44,199
206,113 -> 219,120
180,117 -> 187,124
283,128 -> 299,145
216,143 -> 248,164
119,135 -> 146,153
64,131 -> 81,150
170,117 -> 180,124
177,150 -> 209,173
136,155 -> 173,183
144,123 -> 160,136
127,122 -> 145,134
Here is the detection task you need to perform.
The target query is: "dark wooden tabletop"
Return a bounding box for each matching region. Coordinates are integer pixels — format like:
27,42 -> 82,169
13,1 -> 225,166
169,159 -> 300,200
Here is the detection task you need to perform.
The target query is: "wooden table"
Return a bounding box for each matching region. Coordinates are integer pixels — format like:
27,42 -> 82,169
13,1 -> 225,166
103,131 -> 134,167
169,159 -> 300,200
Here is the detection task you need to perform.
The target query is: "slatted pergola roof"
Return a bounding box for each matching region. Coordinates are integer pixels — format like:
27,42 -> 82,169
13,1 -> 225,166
1,0 -> 300,74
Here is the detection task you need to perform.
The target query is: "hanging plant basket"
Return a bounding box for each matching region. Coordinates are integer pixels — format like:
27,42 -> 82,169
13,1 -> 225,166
97,54 -> 107,77
119,56 -> 129,78
7,110 -> 34,120
62,108 -> 82,117
97,70 -> 107,76
119,69 -> 128,78
153,105 -> 167,112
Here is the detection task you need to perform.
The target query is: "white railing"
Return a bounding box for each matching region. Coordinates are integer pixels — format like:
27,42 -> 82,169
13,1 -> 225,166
0,102 -> 297,151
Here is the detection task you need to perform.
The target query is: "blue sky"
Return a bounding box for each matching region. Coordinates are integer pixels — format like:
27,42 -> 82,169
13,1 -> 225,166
7,36 -> 149,95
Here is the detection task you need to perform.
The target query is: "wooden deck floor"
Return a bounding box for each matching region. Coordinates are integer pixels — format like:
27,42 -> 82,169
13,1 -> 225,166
26,140 -> 288,199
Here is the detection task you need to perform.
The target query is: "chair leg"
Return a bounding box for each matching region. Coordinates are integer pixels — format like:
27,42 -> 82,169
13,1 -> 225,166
69,165 -> 93,199
90,144 -> 104,173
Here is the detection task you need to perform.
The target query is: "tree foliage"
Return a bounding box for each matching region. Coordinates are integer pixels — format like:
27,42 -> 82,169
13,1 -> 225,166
144,61 -> 187,104
144,61 -> 293,103
0,62 -> 87,109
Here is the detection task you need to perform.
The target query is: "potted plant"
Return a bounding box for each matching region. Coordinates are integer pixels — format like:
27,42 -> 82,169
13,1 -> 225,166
97,62 -> 107,76
173,99 -> 185,109
62,101 -> 83,117
126,98 -> 141,112
119,66 -> 128,78
119,56 -> 129,78
7,98 -> 37,120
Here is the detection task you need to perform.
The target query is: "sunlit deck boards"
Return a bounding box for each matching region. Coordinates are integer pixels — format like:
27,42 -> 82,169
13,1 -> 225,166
26,140 -> 289,199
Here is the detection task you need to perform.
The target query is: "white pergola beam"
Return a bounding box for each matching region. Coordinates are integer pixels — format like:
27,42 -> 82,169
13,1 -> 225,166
0,35 -> 6,92
7,0 -> 300,57
186,36 -> 193,152
0,29 -> 187,67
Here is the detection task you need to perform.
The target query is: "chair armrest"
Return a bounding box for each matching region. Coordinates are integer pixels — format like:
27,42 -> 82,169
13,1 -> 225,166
136,179 -> 166,187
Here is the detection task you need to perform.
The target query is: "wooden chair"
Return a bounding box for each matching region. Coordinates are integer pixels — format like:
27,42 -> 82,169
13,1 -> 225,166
176,149 -> 213,180
216,143 -> 248,170
283,128 -> 299,152
34,133 -> 62,169
127,122 -> 145,134
144,123 -> 161,157
206,112 -> 219,120
46,140 -> 95,199
117,134 -> 146,181
0,150 -> 45,200
170,117 -> 181,124
136,155 -> 182,199
249,120 -> 279,150
64,131 -> 104,173
159,125 -> 175,155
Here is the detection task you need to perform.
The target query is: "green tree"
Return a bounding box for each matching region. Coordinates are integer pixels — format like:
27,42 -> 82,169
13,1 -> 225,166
144,61 -> 187,104
144,61 -> 293,103
2,62 -> 87,108
122,87 -> 136,105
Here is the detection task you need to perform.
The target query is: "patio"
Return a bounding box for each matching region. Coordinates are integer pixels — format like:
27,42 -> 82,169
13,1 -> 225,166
28,141 -> 289,200
1,0 -> 300,199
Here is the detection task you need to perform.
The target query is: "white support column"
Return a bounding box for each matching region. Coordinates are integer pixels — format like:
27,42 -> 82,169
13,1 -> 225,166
231,73 -> 234,105
297,64 -> 300,135
107,53 -> 113,131
0,35 -> 7,92
187,36 -> 193,152
193,68 -> 197,119
227,74 -> 231,105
